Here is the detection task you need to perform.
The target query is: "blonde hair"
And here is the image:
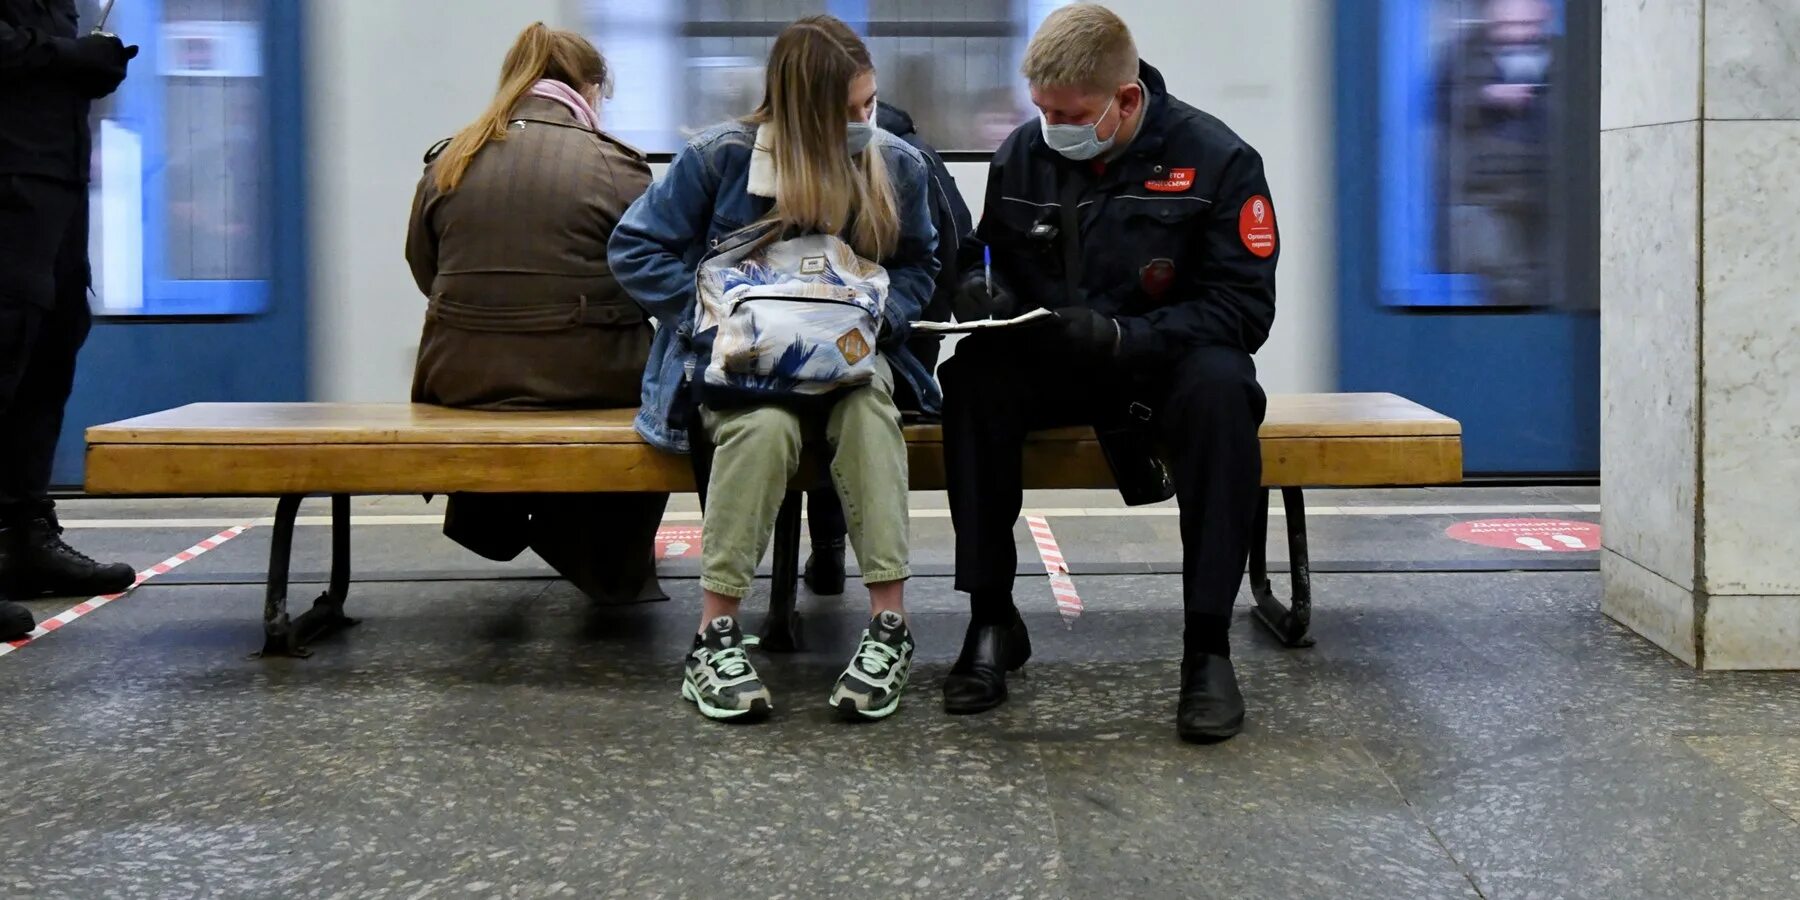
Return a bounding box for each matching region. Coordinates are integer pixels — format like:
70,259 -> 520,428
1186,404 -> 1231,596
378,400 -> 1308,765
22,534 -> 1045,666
744,15 -> 900,261
434,23 -> 608,193
1022,3 -> 1139,93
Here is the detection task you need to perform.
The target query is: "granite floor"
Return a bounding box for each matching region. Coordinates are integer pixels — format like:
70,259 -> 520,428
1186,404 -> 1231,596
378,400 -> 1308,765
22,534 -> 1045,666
6,488 -> 1800,899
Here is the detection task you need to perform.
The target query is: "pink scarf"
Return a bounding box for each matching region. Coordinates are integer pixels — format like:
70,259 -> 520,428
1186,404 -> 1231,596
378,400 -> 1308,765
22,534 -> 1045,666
526,79 -> 598,131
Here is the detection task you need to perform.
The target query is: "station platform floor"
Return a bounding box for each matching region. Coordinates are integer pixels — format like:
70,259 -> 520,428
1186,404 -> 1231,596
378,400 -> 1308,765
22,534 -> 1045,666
4,486 -> 1800,899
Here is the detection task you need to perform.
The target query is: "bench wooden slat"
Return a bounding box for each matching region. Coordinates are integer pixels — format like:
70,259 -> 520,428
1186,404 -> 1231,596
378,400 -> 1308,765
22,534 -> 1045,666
83,434 -> 1463,495
84,393 -> 1463,496
86,393 -> 1459,446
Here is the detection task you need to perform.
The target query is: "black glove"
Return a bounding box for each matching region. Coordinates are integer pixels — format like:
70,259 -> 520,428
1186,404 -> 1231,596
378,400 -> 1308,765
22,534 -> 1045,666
1052,307 -> 1121,360
70,36 -> 138,99
952,269 -> 1019,323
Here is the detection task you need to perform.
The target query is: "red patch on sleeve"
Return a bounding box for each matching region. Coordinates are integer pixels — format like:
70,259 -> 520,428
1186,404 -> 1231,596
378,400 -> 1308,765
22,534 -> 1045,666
1144,168 -> 1195,192
1238,195 -> 1277,258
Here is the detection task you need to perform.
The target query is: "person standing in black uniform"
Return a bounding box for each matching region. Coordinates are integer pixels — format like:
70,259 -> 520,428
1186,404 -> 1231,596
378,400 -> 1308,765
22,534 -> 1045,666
0,0 -> 140,640
940,4 -> 1277,743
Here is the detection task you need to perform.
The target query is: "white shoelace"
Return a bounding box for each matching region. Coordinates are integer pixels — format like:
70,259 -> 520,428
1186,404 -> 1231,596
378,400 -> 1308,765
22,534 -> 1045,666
855,637 -> 901,675
708,645 -> 752,679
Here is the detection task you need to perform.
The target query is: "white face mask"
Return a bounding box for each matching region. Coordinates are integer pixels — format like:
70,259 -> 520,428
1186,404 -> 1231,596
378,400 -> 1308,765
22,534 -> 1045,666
846,121 -> 874,156
1496,45 -> 1550,84
1040,95 -> 1118,161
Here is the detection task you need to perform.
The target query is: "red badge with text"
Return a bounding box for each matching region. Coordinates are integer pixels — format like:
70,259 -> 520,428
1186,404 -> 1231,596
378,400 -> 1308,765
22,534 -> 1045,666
1238,194 -> 1277,258
1140,258 -> 1176,299
1144,167 -> 1195,192
1445,519 -> 1600,553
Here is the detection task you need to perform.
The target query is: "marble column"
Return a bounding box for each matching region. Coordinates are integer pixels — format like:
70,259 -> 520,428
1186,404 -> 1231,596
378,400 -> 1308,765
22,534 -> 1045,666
1601,0 -> 1800,668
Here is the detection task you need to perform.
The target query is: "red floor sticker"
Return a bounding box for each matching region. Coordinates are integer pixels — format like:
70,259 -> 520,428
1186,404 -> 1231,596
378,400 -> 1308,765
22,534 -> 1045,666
656,526 -> 703,559
1446,518 -> 1600,552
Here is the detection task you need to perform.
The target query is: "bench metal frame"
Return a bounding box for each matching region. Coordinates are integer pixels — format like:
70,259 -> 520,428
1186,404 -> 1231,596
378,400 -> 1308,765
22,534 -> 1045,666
249,483 -> 1319,658
258,493 -> 359,658
1248,487 -> 1316,648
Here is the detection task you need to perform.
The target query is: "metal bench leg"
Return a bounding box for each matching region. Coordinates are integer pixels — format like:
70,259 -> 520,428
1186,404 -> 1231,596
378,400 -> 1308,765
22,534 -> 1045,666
258,494 -> 359,658
259,495 -> 307,658
1249,486 -> 1316,648
292,493 -> 360,649
760,490 -> 805,652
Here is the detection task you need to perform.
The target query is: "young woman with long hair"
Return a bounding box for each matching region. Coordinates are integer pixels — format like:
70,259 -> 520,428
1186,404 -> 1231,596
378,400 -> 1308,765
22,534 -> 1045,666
406,24 -> 669,605
609,16 -> 941,723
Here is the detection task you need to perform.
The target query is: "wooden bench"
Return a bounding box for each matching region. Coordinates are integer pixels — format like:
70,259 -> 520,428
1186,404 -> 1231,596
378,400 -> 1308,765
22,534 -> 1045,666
86,393 -> 1461,656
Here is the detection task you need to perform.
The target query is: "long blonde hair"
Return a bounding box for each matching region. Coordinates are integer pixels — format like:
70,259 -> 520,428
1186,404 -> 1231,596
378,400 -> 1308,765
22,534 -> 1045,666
745,16 -> 900,261
434,23 -> 608,193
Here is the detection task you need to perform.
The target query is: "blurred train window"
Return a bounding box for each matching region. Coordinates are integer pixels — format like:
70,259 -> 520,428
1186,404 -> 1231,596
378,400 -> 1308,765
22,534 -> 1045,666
161,0 -> 264,282
1379,0 -> 1580,309
581,0 -> 1069,154
83,0 -> 270,316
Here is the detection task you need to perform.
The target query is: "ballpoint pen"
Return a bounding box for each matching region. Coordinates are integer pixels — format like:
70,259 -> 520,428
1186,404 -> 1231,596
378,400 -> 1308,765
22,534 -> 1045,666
982,245 -> 993,319
93,0 -> 118,35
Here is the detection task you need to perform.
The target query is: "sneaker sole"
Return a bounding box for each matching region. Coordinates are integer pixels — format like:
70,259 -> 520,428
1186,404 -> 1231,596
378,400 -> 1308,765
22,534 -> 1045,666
682,680 -> 771,723
831,654 -> 911,721
832,687 -> 905,721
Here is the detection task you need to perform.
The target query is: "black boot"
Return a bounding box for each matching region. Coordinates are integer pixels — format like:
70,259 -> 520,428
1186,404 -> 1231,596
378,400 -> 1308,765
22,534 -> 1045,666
0,597 -> 32,642
943,607 -> 1031,715
1177,653 -> 1245,743
3,514 -> 136,598
802,537 -> 846,596
0,535 -> 30,640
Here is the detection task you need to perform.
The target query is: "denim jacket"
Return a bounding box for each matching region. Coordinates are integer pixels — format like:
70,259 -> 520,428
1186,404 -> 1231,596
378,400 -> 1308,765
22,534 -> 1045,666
608,120 -> 942,453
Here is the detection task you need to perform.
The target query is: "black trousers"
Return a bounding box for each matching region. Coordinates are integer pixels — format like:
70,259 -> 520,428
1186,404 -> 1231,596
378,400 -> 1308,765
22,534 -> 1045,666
0,176 -> 92,525
940,336 -> 1266,639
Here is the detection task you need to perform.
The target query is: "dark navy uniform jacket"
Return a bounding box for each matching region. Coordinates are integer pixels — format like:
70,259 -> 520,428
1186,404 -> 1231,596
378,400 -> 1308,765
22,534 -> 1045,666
0,0 -> 90,183
975,60 -> 1279,367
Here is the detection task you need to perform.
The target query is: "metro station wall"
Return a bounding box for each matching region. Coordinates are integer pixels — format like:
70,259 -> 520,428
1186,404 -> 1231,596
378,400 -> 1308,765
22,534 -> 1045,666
303,0 -> 567,403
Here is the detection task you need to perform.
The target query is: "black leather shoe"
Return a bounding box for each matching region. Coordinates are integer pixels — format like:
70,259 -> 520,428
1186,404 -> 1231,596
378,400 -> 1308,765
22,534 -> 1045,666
4,516 -> 136,598
943,611 -> 1032,715
0,599 -> 32,642
1177,653 -> 1245,743
802,538 -> 846,596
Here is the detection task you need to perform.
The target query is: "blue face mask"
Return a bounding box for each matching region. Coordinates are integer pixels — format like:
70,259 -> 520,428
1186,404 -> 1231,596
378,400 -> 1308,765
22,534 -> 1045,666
846,121 -> 875,156
1040,95 -> 1118,161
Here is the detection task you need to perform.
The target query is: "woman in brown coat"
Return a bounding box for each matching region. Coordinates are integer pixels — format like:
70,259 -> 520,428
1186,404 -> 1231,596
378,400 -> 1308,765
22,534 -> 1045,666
406,23 -> 667,604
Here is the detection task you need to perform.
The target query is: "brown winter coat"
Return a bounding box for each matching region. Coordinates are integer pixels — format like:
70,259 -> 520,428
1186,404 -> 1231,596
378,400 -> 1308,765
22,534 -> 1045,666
406,96 -> 653,409
404,96 -> 667,605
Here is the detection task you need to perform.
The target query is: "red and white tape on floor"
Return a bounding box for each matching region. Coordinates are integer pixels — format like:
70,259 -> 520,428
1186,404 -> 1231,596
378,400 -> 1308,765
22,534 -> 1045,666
0,524 -> 252,658
1024,515 -> 1082,627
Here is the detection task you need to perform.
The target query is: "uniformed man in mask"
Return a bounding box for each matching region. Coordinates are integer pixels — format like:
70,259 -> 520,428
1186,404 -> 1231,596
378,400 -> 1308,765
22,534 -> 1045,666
0,0 -> 141,640
939,3 -> 1277,743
